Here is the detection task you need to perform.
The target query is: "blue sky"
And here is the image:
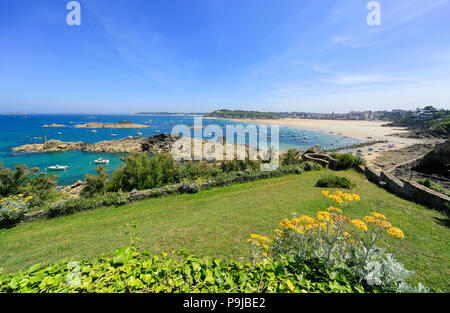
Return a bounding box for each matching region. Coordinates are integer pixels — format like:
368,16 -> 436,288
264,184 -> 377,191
0,0 -> 449,113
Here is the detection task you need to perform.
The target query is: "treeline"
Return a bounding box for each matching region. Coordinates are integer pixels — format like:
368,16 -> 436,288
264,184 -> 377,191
384,109 -> 450,137
207,109 -> 285,119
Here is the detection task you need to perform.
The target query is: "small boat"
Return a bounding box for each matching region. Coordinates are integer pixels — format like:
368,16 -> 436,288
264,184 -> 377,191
111,134 -> 117,137
94,158 -> 109,164
47,165 -> 69,171
137,132 -> 143,136
91,130 -> 98,133
57,132 -> 62,135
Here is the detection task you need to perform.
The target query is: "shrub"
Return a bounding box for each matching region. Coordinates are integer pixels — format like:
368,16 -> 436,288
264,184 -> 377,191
331,153 -> 365,170
0,246 -> 374,293
180,162 -> 222,180
316,174 -> 355,189
110,153 -> 181,192
0,163 -> 58,207
281,149 -> 303,166
302,161 -> 322,172
0,195 -> 30,228
47,192 -> 129,218
178,182 -> 200,194
81,165 -> 110,197
220,159 -> 260,173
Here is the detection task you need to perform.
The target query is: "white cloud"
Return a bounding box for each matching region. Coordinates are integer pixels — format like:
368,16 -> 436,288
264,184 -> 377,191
321,73 -> 411,85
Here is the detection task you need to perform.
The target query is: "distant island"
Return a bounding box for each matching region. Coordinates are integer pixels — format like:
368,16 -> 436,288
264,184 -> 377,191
74,121 -> 150,129
42,123 -> 66,127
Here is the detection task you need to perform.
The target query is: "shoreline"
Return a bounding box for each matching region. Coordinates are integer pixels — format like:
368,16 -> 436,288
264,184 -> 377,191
205,117 -> 437,165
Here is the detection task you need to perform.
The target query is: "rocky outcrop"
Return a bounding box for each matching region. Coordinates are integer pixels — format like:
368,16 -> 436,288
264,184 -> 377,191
302,145 -> 322,156
59,180 -> 86,198
42,124 -> 66,127
82,134 -> 182,154
414,140 -> 450,178
302,152 -> 337,169
141,133 -> 182,154
372,143 -> 434,171
12,140 -> 86,152
13,134 -> 184,155
74,121 -> 150,129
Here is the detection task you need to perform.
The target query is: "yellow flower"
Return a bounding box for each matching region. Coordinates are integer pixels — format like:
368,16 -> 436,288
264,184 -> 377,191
327,207 -> 343,214
375,220 -> 392,229
343,232 -> 350,237
321,190 -> 330,197
351,219 -> 368,232
387,227 -> 404,239
363,216 -> 376,223
317,211 -> 331,222
371,212 -> 386,220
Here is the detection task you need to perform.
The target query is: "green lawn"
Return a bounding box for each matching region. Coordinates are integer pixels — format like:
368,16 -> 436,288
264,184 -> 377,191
0,169 -> 448,292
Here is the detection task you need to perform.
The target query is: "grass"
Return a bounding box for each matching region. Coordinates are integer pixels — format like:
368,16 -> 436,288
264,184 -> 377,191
0,169 -> 449,292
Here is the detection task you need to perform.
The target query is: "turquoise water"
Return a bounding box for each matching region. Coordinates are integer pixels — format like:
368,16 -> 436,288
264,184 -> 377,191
0,114 -> 361,185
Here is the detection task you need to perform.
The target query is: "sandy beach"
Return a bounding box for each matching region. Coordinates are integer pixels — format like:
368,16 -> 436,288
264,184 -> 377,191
207,117 -> 430,165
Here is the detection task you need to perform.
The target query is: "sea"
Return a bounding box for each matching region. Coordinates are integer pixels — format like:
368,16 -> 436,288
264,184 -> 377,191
0,114 -> 362,185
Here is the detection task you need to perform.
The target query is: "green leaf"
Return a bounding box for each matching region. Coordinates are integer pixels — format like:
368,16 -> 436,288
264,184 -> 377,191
286,280 -> 295,292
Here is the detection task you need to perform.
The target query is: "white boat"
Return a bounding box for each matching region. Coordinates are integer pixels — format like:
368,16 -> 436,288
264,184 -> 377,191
137,132 -> 143,136
94,158 -> 109,164
111,133 -> 117,137
91,130 -> 98,133
47,165 -> 69,171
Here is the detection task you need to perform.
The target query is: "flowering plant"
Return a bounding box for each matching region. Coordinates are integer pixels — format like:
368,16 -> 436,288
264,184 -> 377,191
0,194 -> 31,228
248,190 -> 428,293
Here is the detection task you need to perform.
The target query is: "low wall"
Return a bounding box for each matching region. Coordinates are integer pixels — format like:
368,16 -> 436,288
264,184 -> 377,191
365,166 -> 381,184
303,153 -> 337,169
363,166 -> 449,213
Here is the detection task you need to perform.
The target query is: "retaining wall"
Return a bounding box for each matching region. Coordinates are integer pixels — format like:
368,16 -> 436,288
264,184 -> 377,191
303,153 -> 338,169
363,166 -> 449,213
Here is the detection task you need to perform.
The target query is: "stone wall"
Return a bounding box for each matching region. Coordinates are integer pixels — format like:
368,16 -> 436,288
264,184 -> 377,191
363,166 -> 449,213
303,153 -> 338,169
